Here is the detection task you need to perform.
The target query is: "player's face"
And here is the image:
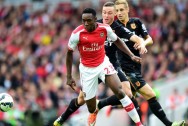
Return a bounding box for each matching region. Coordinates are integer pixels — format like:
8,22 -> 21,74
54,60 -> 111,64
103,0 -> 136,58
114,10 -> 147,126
82,13 -> 96,32
102,6 -> 115,25
115,4 -> 129,22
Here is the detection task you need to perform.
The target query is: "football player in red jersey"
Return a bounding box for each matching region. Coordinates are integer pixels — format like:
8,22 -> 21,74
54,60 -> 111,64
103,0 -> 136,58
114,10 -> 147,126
54,8 -> 144,126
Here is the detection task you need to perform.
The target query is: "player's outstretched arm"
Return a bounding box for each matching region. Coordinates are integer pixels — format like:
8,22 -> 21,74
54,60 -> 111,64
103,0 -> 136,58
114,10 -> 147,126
130,35 -> 148,54
66,49 -> 76,90
114,37 -> 142,63
133,35 -> 153,53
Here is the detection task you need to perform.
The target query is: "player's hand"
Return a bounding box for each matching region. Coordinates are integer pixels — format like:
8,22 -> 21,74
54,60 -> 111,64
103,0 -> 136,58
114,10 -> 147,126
133,40 -> 148,54
66,76 -> 76,91
131,55 -> 142,63
139,46 -> 147,54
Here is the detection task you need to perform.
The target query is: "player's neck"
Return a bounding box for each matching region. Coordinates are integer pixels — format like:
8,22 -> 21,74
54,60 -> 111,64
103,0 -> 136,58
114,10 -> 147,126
123,17 -> 129,26
94,23 -> 97,31
88,23 -> 98,32
94,23 -> 98,31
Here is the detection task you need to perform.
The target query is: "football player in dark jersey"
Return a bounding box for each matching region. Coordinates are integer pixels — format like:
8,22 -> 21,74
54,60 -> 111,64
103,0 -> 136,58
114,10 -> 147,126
53,2 -> 147,126
95,0 -> 185,126
87,2 -> 147,125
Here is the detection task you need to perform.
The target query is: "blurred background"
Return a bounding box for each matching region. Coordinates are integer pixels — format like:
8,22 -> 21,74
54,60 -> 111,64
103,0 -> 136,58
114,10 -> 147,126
0,0 -> 187,126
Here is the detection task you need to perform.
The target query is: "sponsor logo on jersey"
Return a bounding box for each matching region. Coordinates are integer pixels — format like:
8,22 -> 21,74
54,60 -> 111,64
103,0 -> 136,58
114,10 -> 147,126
131,23 -> 136,29
83,43 -> 102,51
124,27 -> 132,33
83,36 -> 88,40
121,38 -> 129,42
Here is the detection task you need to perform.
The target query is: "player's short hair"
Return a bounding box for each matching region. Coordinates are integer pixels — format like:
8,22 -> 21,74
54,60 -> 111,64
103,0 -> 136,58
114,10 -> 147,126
103,1 -> 115,7
115,0 -> 129,8
82,8 -> 96,17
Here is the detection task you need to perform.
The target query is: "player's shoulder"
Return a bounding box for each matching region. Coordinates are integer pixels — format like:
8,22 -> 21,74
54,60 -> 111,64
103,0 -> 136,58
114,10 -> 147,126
129,17 -> 142,23
113,20 -> 124,27
110,21 -> 123,31
97,23 -> 112,32
73,25 -> 85,34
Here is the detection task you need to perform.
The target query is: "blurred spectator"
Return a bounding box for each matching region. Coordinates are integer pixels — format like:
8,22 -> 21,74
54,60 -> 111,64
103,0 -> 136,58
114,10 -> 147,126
24,103 -> 43,126
166,88 -> 185,110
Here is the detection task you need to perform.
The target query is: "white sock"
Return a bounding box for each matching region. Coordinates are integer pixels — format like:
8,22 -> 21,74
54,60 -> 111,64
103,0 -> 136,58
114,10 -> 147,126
119,95 -> 141,123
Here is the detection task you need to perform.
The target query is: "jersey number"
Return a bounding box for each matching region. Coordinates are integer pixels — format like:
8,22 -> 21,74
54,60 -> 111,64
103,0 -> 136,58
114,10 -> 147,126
104,65 -> 115,74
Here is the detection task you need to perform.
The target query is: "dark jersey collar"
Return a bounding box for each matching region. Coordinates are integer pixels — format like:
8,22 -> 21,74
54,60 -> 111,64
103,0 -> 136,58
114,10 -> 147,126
116,19 -> 125,26
97,19 -> 121,29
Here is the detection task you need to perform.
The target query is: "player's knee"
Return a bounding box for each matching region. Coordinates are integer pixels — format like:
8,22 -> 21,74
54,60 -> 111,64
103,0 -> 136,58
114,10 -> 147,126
122,87 -> 133,98
126,92 -> 133,98
147,90 -> 156,99
115,90 -> 125,99
77,95 -> 85,105
151,92 -> 156,97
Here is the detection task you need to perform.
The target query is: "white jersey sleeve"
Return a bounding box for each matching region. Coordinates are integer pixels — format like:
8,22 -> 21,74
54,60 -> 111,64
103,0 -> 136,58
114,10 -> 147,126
106,26 -> 118,42
68,32 -> 79,51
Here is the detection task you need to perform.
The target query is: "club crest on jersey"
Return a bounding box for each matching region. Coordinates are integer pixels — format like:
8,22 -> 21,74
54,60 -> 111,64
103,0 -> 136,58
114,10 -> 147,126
100,32 -> 104,37
135,81 -> 141,87
131,23 -> 136,29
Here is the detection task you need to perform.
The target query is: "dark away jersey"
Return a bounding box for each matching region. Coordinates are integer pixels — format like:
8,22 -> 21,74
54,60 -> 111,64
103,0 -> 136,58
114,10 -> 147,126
116,18 -> 149,72
97,19 -> 133,68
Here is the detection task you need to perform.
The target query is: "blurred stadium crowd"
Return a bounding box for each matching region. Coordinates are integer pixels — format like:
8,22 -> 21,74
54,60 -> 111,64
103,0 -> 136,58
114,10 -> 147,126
0,0 -> 188,125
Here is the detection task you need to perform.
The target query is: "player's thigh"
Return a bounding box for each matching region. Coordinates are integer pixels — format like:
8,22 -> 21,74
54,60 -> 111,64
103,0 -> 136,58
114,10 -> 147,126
117,68 -> 133,98
121,81 -> 133,98
79,64 -> 99,101
105,74 -> 122,94
77,91 -> 85,105
80,77 -> 98,101
117,67 -> 128,83
137,84 -> 156,100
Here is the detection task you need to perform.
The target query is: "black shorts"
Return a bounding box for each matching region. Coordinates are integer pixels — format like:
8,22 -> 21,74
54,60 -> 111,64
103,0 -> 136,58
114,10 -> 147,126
116,67 -> 128,82
123,71 -> 146,91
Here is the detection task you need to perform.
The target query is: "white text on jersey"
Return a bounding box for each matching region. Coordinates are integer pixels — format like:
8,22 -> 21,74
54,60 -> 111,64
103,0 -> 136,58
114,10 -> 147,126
82,43 -> 103,51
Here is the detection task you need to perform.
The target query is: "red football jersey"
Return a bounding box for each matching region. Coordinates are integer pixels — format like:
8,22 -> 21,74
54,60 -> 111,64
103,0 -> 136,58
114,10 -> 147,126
68,23 -> 117,67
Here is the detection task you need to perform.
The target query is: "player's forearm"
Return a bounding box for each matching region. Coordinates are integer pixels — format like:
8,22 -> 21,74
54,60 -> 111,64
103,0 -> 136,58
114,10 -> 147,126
114,37 -> 134,57
130,35 -> 143,43
143,35 -> 153,46
66,50 -> 73,78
